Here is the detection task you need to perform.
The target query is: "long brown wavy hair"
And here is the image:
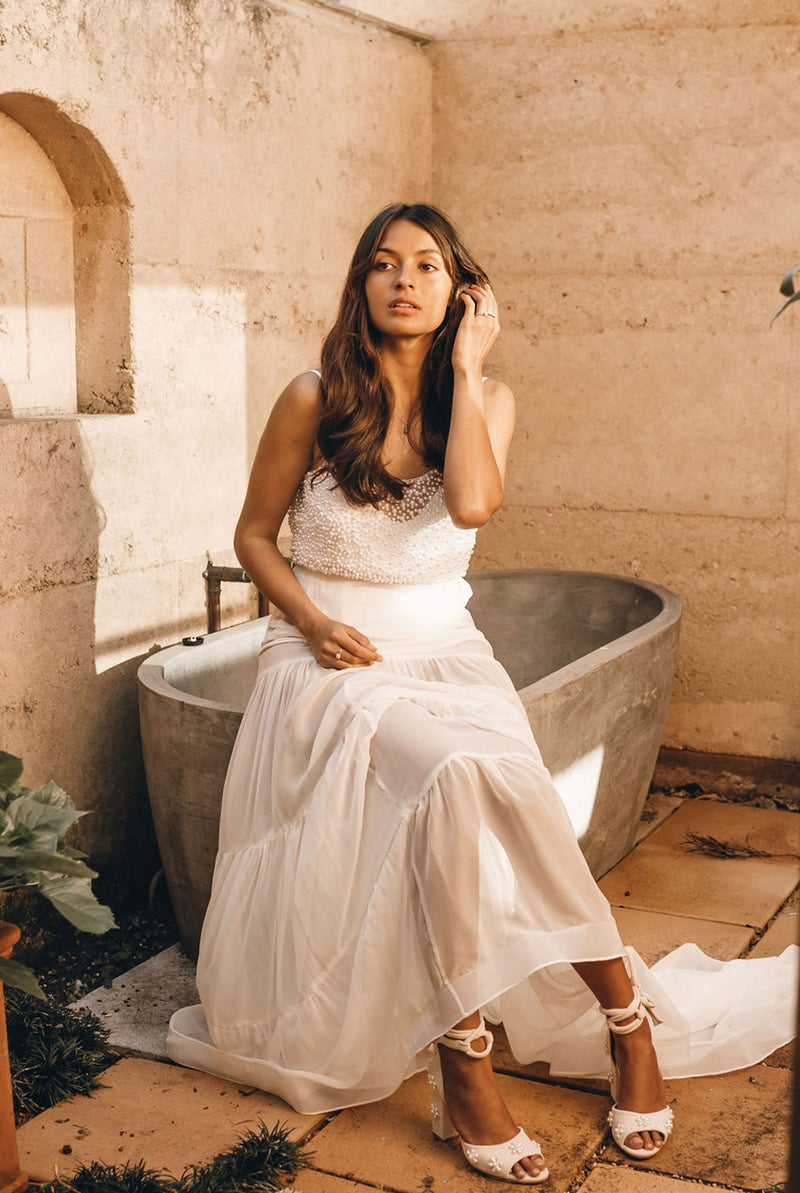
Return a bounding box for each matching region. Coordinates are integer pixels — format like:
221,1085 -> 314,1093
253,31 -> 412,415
316,203 -> 490,504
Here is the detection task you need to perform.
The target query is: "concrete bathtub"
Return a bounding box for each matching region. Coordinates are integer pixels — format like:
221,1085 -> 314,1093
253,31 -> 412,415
138,569 -> 681,957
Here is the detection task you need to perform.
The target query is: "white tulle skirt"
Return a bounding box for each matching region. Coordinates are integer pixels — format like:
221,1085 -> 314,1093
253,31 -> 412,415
167,568 -> 797,1113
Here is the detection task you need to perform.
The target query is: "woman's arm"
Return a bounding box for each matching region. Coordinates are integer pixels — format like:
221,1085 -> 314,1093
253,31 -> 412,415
442,283 -> 516,529
234,372 -> 381,668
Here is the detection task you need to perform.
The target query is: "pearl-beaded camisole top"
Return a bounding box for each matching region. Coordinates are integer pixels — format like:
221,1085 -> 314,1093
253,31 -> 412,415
288,371 -> 477,585
289,469 -> 477,586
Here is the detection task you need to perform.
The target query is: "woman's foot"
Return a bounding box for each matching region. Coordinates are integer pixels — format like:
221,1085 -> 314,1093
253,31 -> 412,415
438,1031 -> 547,1182
609,1015 -> 669,1154
573,961 -> 673,1160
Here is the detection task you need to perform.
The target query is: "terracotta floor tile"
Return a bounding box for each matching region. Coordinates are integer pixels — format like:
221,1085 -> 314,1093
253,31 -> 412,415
643,798 -> 800,858
634,793 -> 684,845
287,1172 -> 381,1193
611,907 -> 754,965
576,1163 -> 729,1190
16,1058 -> 323,1184
763,1040 -> 795,1070
600,801 -> 800,928
599,845 -> 795,928
599,1064 -> 790,1190
309,1069 -> 607,1192
748,887 -> 800,958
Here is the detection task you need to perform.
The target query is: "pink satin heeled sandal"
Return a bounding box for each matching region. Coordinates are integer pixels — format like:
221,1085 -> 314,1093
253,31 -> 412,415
427,1018 -> 549,1185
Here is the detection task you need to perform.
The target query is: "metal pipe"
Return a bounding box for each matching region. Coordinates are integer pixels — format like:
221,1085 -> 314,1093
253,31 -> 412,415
203,561 -> 263,634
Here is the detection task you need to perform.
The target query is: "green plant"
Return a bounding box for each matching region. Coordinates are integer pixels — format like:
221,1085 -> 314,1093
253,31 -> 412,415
6,987 -> 116,1121
770,264 -> 800,324
37,1120 -> 310,1193
0,749 -> 116,998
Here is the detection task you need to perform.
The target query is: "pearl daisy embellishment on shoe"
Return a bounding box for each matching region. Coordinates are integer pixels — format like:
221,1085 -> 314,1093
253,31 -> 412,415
599,984 -> 674,1160
427,1018 -> 549,1185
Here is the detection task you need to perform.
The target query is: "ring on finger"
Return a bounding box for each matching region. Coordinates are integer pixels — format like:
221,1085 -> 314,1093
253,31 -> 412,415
335,648 -> 343,660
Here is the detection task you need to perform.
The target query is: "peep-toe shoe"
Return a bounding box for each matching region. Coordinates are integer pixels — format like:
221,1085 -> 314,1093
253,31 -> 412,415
600,985 -> 674,1160
427,1018 -> 549,1185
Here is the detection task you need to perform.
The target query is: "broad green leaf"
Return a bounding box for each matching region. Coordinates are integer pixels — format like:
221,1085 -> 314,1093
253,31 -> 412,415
5,791 -> 81,838
0,877 -> 38,891
60,843 -> 88,860
0,858 -> 37,878
37,874 -> 117,934
0,955 -> 45,999
0,752 -> 23,793
27,780 -> 73,810
0,850 -> 97,879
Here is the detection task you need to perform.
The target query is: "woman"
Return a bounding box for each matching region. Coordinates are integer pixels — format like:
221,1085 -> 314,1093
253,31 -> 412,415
167,204 -> 788,1183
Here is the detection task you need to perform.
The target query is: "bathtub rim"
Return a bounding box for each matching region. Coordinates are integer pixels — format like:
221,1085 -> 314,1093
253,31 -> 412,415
136,568 -> 682,714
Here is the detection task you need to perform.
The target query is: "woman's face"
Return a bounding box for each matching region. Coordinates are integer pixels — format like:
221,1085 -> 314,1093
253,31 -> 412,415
364,219 -> 454,340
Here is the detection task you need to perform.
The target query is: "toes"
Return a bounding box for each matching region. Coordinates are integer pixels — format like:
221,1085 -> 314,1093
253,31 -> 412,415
624,1129 -> 665,1153
512,1155 -> 546,1180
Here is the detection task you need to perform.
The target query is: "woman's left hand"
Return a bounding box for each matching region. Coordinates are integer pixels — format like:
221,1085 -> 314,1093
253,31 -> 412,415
451,282 -> 501,374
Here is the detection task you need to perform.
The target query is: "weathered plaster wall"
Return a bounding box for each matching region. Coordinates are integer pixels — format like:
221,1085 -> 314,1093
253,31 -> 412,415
0,0 -> 431,860
2,0 -> 797,879
413,1 -> 799,761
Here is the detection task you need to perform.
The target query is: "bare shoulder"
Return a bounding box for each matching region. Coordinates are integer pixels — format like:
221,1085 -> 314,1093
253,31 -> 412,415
483,377 -> 516,427
270,370 -> 323,433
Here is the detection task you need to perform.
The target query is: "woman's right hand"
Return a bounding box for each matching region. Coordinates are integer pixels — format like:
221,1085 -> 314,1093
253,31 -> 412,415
305,616 -> 383,669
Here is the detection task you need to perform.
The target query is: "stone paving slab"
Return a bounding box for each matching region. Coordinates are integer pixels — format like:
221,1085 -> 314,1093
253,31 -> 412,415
763,1040 -> 795,1070
748,887 -> 800,959
611,907 -> 754,965
599,801 -> 799,927
16,1057 -> 323,1184
72,943 -> 196,1059
307,1069 -> 607,1192
598,1064 -> 790,1191
646,797 -> 800,857
287,1172 -> 380,1193
633,792 -> 684,845
576,1164 -> 731,1191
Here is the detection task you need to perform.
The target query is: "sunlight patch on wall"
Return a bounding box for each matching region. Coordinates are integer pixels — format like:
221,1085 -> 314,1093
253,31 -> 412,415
91,279 -> 250,675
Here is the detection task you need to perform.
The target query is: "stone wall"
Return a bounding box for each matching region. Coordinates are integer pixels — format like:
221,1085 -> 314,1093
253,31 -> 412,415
2,0 -> 797,871
411,0 -> 798,761
0,0 -> 431,860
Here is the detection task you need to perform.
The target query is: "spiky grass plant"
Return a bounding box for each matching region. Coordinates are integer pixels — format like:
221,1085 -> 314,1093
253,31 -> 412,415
185,1121 -> 310,1193
40,1160 -> 173,1193
38,1121 -> 311,1193
6,988 -> 117,1122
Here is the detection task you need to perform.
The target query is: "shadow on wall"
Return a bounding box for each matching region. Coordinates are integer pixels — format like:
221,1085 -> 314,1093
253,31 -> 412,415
0,418 -> 137,864
0,95 -> 157,869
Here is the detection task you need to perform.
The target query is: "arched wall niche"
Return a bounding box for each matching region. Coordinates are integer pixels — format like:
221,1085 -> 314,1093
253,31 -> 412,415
0,93 -> 133,415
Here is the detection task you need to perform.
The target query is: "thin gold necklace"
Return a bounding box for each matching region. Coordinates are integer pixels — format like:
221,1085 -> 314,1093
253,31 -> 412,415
392,407 -> 415,436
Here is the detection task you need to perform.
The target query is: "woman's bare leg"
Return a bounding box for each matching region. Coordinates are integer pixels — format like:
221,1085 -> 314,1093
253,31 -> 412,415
437,1010 -> 547,1181
437,956 -> 666,1175
573,957 -> 667,1153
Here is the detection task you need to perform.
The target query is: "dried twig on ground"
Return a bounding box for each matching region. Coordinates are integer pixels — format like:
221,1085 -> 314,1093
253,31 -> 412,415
681,831 -> 800,860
